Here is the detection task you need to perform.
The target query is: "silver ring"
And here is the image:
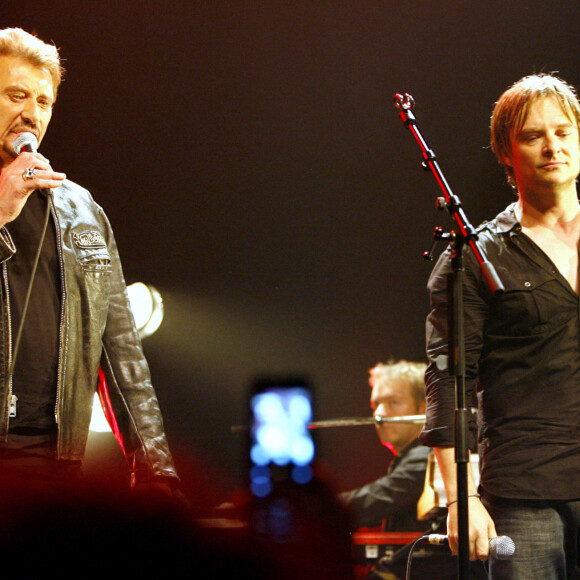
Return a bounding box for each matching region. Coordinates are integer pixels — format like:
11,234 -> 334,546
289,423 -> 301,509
22,167 -> 36,181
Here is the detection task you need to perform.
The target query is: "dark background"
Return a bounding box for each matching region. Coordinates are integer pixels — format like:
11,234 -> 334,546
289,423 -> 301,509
4,1 -> 580,503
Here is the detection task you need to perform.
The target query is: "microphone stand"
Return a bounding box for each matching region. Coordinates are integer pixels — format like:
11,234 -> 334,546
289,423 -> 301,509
393,93 -> 504,579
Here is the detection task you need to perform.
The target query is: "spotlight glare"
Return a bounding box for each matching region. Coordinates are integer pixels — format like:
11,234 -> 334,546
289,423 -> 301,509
89,392 -> 111,433
90,281 -> 164,432
127,282 -> 164,338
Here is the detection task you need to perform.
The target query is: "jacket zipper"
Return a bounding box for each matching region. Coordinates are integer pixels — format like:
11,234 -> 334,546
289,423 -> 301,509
50,194 -> 66,433
2,261 -> 14,436
1,196 -> 65,438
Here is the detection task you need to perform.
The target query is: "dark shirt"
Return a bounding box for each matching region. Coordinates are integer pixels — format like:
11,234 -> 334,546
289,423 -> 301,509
420,203 -> 580,501
5,191 -> 60,432
340,440 -> 431,530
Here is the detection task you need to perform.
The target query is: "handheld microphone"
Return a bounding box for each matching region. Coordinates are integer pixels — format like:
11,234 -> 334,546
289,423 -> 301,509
13,132 -> 39,154
424,534 -> 515,560
12,132 -> 54,199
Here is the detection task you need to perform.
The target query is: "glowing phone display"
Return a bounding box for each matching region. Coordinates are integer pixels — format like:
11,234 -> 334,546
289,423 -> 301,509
249,382 -> 314,497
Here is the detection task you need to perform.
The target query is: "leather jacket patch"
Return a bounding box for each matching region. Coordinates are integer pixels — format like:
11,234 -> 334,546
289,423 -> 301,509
73,230 -> 106,248
72,230 -> 111,275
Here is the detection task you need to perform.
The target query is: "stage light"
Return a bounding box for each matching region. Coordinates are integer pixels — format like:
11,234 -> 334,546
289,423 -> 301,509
89,397 -> 112,432
126,282 -> 164,339
89,282 -> 164,432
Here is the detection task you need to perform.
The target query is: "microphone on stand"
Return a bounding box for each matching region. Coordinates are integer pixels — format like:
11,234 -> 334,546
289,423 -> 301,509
423,534 -> 515,560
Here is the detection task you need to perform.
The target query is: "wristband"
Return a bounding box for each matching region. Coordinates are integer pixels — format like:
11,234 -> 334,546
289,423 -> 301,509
446,493 -> 480,507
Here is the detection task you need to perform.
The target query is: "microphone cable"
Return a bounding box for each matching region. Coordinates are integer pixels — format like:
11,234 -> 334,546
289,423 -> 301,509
405,535 -> 432,580
5,190 -> 54,406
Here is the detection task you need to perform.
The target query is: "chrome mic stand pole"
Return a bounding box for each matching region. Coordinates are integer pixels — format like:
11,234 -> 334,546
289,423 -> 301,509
393,93 -> 504,580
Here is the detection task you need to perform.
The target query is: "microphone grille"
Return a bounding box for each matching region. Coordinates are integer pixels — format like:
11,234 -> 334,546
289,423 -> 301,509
13,132 -> 38,155
490,535 -> 515,560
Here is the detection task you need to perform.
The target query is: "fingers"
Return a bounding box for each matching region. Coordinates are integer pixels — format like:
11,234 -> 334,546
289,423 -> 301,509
21,167 -> 67,189
0,152 -> 66,226
480,519 -> 499,561
16,152 -> 66,191
472,503 -> 498,560
448,525 -> 487,561
18,150 -> 52,171
447,533 -> 459,556
448,498 -> 497,561
474,533 -> 490,560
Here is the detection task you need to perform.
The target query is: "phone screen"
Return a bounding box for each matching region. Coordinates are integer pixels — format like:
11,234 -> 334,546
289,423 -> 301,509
248,380 -> 314,498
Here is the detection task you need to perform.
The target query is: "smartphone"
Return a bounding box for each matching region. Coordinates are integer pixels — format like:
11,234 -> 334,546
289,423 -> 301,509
245,377 -> 353,573
248,376 -> 315,498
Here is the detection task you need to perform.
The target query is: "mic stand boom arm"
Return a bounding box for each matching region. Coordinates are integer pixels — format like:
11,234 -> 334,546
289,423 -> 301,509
393,92 -> 504,580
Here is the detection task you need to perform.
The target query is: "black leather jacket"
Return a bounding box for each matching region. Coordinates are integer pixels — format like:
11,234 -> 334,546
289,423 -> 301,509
0,180 -> 178,485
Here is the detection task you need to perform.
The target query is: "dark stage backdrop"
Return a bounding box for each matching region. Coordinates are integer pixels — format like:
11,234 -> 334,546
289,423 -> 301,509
4,1 -> 580,504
